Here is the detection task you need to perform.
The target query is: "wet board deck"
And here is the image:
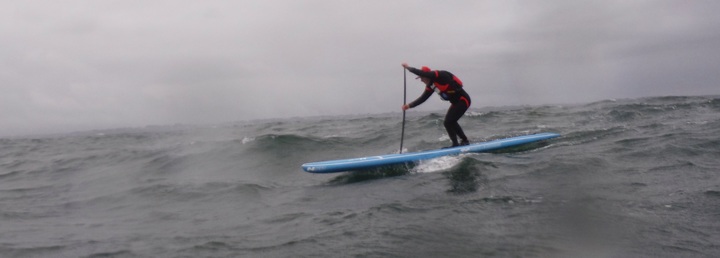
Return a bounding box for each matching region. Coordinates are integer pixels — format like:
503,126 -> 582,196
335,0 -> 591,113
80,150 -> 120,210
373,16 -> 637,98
302,132 -> 560,173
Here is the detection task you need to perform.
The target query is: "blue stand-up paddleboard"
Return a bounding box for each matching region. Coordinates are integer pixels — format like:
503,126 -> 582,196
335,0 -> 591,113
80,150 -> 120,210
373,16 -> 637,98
302,132 -> 560,173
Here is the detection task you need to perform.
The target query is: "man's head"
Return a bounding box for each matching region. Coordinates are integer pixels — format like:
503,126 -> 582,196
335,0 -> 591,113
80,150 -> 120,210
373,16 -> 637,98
418,66 -> 432,84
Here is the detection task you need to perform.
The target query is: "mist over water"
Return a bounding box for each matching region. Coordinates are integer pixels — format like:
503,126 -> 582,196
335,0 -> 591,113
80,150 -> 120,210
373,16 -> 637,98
1,95 -> 719,257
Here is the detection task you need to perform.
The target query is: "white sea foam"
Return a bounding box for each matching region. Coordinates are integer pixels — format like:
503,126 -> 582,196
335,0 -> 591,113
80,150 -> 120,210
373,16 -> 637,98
241,137 -> 255,144
412,155 -> 465,173
438,134 -> 449,142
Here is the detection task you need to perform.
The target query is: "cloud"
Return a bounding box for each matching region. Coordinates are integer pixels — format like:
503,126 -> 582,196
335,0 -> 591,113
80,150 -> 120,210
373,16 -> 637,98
1,1 -> 719,136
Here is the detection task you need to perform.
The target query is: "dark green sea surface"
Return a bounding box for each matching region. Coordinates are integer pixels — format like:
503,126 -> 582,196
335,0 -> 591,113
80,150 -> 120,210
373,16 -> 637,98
1,96 -> 719,257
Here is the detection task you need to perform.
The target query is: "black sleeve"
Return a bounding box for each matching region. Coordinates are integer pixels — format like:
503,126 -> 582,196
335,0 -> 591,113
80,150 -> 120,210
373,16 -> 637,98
409,87 -> 433,108
407,67 -> 439,79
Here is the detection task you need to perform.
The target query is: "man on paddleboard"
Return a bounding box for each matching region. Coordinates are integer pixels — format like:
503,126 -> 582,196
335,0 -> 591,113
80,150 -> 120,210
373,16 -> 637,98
402,63 -> 471,148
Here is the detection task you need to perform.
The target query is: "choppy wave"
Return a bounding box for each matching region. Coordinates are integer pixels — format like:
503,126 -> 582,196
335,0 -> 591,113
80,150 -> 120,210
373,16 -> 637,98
1,95 -> 719,257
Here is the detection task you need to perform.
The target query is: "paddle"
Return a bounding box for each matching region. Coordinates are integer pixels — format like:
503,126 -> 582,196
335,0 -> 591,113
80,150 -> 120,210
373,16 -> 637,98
400,68 -> 407,154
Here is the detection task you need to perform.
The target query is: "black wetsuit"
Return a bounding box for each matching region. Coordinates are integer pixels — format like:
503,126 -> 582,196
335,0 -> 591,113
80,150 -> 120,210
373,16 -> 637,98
407,67 -> 471,146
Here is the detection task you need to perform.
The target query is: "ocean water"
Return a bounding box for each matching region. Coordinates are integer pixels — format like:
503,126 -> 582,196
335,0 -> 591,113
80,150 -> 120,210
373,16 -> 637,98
1,95 -> 719,257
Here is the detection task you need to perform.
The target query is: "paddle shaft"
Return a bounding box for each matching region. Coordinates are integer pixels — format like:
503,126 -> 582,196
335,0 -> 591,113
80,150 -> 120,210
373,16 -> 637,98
400,68 -> 407,154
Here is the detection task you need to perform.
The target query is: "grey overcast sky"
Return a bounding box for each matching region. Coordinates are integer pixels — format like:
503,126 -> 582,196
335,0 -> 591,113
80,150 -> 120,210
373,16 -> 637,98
2,1 -> 720,136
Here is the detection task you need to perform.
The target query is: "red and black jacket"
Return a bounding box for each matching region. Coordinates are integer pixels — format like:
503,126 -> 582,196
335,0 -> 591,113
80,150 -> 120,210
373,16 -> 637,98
407,67 -> 471,108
